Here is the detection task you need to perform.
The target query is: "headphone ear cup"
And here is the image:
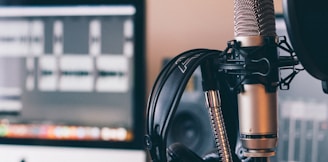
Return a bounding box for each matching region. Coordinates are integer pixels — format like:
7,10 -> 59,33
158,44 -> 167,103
167,143 -> 204,162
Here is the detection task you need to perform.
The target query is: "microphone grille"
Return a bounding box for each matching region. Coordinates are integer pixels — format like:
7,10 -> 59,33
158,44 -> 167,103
234,0 -> 276,37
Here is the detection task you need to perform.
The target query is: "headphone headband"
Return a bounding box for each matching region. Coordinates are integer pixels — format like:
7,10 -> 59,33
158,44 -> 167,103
145,49 -> 222,161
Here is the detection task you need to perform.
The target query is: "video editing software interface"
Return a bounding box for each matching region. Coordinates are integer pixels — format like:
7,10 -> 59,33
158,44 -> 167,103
0,2 -> 145,149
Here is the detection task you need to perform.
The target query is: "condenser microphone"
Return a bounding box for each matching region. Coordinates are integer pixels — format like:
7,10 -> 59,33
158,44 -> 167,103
233,0 -> 278,158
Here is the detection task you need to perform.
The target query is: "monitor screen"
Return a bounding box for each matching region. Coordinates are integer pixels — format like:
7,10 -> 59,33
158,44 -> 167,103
0,0 -> 145,153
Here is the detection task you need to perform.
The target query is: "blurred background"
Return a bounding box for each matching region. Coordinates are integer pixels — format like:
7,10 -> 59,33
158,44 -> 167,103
146,0 -> 283,91
0,0 -> 327,162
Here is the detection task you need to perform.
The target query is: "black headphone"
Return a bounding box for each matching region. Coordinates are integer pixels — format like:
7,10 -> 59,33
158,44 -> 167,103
144,49 -> 238,162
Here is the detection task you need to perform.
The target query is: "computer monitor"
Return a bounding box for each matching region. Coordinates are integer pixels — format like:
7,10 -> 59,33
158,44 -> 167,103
0,0 -> 146,162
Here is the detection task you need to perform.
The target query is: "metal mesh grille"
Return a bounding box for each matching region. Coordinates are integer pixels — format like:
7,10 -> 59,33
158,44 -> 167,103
234,0 -> 276,37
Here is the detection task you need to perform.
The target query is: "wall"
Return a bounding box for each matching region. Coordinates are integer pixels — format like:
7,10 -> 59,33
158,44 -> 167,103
146,0 -> 283,92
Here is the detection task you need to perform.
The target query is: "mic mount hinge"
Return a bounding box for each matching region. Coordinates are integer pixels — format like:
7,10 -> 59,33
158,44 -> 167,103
276,36 -> 304,90
217,36 -> 303,92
